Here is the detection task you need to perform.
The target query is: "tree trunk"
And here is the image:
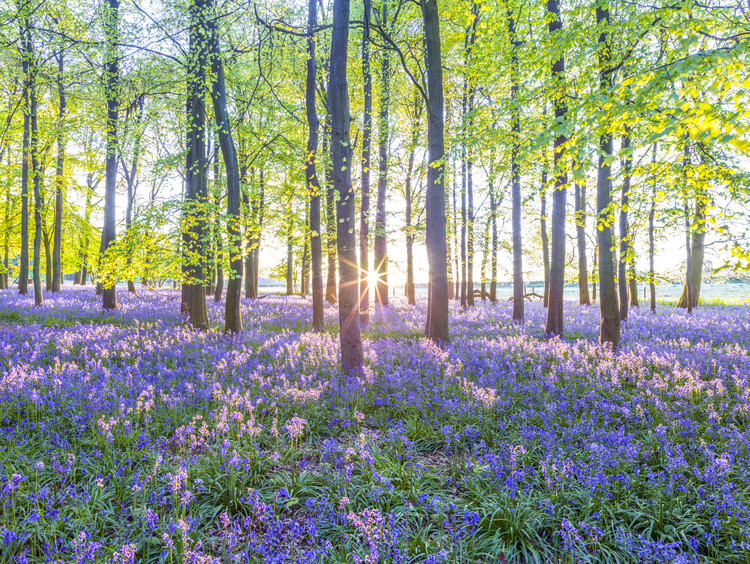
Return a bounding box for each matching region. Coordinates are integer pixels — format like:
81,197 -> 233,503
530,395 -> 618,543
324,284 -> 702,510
490,187 -> 497,303
682,139 -> 693,315
404,97 -> 419,306
360,0 -> 372,320
206,0 -> 242,330
677,151 -> 706,309
453,170 -> 460,301
52,50 -> 65,292
460,139 -> 466,309
330,0 -> 363,371
480,218 -> 489,301
374,0 -> 390,308
422,0 -> 449,344
18,13 -> 32,297
649,143 -> 656,313
185,0 -> 209,328
286,212 -> 294,296
123,96 -> 144,295
301,206 -> 309,297
509,12 -> 523,321
43,232 -> 51,290
595,2 -> 620,347
618,132 -> 631,321
213,134 -> 224,303
100,0 -> 120,310
575,167 -> 590,305
306,0 -> 324,330
323,119 -> 337,305
544,0 -> 568,336
541,162 -> 550,307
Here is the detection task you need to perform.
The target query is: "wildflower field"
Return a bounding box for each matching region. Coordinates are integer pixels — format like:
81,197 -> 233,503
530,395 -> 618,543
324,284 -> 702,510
1,288 -> 749,563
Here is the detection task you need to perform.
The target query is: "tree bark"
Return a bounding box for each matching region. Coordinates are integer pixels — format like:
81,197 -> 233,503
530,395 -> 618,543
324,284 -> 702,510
373,0 -> 390,308
509,11 -> 524,320
212,132 -> 224,303
360,0 -> 372,319
649,143 -> 657,313
682,139 -> 693,315
306,0 -> 324,330
490,187 -> 498,303
185,0 -> 209,328
575,166 -> 590,305
18,11 -> 32,297
677,150 -> 706,309
330,0 -> 363,371
452,168 -> 460,301
541,161 -> 550,307
52,50 -> 65,292
206,0 -> 242,331
545,0 -> 568,336
101,0 -> 120,311
618,132 -> 631,321
595,2 -> 620,347
480,218 -> 489,301
324,122 -> 337,304
422,0 -> 449,344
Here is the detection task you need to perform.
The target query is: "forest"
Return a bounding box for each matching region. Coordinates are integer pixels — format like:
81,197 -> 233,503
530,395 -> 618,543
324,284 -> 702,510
0,0 -> 749,562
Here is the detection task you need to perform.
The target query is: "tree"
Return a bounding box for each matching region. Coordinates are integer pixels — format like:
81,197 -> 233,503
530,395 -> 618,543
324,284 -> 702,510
206,0 -> 243,333
544,0 -> 568,336
360,0 -> 372,321
595,1 -> 620,348
330,0 -> 363,371
305,0 -> 324,332
422,0 -> 449,344
100,0 -> 120,311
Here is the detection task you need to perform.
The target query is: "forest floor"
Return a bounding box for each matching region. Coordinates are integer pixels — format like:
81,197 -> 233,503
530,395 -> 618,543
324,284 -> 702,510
1,287 -> 749,563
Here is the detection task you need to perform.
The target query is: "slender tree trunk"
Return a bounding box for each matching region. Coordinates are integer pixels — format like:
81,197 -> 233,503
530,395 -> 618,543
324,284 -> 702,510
301,206 -> 309,297
460,140 -> 467,309
319,117 -> 337,306
678,150 -> 706,309
682,139 -> 693,314
100,0 -> 120,310
252,170 -> 264,299
618,132 -> 631,321
330,0 -> 363,370
306,0 -> 324,329
575,167 -> 590,305
43,232 -> 51,290
461,139 -> 469,309
286,212 -> 294,296
480,218 -> 489,301
422,0 -> 449,343
453,173 -> 460,301
649,143 -> 657,313
374,0 -> 390,308
29,47 -> 42,304
52,50 -> 65,292
359,0 -> 372,320
545,0 -> 568,336
185,0 -> 209,328
490,188 -> 497,303
595,2 -> 620,347
592,240 -> 597,302
509,12 -> 523,320
206,0 -> 242,331
123,97 -> 144,295
213,132 -> 224,302
18,14 -> 32,296
541,162 -> 550,307
404,99 -> 419,306
2,160 -> 9,289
